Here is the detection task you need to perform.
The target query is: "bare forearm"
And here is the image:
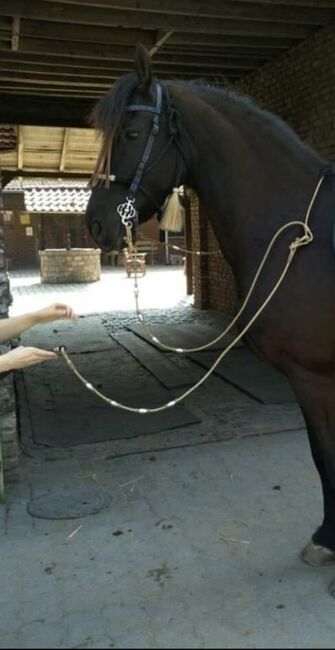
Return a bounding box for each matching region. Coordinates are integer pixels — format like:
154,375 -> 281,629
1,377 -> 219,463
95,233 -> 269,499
0,351 -> 12,372
0,303 -> 76,344
0,346 -> 57,372
0,312 -> 38,343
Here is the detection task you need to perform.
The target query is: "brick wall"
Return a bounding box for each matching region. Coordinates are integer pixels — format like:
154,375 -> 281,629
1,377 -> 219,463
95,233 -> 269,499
189,190 -> 209,309
2,191 -> 96,269
40,249 -> 101,283
189,191 -> 236,314
237,20 -> 335,162
193,20 -> 335,314
2,191 -> 37,268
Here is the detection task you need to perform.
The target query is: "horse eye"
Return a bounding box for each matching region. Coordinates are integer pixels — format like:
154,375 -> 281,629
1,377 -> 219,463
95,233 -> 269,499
125,128 -> 140,140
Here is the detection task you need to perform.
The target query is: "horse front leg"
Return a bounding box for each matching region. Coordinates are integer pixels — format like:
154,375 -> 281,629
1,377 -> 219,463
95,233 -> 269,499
301,415 -> 335,566
288,367 -> 335,596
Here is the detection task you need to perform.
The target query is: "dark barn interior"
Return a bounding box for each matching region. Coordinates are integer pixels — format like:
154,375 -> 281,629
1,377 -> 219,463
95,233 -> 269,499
1,1 -> 335,129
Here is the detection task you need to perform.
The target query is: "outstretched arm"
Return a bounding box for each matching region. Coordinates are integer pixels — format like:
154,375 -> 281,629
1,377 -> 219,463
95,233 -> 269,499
0,303 -> 76,344
0,303 -> 77,372
0,346 -> 58,372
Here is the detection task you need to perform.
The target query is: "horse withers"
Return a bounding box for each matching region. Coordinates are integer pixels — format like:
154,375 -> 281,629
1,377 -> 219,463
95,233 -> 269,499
86,44 -> 335,596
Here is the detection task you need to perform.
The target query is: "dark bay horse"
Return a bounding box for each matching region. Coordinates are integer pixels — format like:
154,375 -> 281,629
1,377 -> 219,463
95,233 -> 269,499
86,44 -> 335,595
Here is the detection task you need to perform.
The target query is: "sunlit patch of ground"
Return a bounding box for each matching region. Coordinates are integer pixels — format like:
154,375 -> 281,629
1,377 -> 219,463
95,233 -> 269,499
9,266 -> 191,316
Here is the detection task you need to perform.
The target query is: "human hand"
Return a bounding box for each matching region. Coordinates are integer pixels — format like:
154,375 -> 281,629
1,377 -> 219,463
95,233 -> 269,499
34,303 -> 77,324
0,346 -> 58,371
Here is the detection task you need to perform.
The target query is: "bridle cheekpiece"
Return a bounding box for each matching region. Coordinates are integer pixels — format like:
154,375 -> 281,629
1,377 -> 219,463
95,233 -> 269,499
93,81 -> 184,241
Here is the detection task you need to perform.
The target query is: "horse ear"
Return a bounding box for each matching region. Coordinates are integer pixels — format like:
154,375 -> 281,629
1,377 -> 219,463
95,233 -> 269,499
135,43 -> 153,95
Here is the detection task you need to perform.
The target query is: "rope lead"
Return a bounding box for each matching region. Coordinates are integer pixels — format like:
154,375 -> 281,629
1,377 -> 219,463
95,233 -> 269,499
56,176 -> 325,414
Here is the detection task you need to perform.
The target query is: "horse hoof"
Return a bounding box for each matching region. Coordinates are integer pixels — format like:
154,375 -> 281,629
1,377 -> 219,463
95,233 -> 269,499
301,540 -> 335,567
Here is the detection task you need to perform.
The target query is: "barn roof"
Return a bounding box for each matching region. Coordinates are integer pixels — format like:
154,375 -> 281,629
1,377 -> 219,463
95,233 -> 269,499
1,125 -> 101,175
3,177 -> 91,213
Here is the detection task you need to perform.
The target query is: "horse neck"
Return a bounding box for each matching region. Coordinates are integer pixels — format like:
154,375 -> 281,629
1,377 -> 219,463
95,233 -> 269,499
172,84 -> 325,275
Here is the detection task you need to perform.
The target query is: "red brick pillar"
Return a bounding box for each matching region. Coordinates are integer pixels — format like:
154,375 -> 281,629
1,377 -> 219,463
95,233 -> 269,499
207,224 -> 236,316
189,191 -> 236,314
189,191 -> 210,309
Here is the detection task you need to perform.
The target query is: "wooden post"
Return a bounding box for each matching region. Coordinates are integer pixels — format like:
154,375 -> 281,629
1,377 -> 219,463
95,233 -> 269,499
17,125 -> 24,170
59,127 -> 70,172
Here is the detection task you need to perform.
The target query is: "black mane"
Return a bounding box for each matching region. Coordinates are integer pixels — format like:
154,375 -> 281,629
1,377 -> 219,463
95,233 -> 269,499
90,73 -> 325,185
90,72 -> 140,135
91,74 -> 312,154
173,79 -> 324,164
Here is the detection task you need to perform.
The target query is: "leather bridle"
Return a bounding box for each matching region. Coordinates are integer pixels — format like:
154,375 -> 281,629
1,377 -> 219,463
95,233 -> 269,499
93,82 -> 185,234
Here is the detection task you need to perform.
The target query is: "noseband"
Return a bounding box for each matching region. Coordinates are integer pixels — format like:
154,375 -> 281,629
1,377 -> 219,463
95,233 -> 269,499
94,82 -> 185,236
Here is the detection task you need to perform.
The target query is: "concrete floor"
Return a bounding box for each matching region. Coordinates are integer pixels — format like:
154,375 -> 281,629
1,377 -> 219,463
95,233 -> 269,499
2,431 -> 335,649
1,267 -> 335,649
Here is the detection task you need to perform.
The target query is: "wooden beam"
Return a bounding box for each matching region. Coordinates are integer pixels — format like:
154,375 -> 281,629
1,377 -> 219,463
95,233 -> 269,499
151,54 -> 264,68
0,57 -> 258,82
0,84 -> 239,100
161,45 -> 281,58
0,50 -> 269,73
0,74 -> 119,88
0,93 -> 95,127
0,62 -> 247,89
0,1 -> 323,34
0,67 -> 231,125
150,30 -> 173,57
170,33 -> 300,49
2,165 -> 95,174
19,0 -> 335,25
59,127 -> 70,172
0,87 -> 104,98
223,0 -> 335,7
0,71 -> 239,95
11,15 -> 20,51
17,125 -> 23,170
0,51 -> 135,71
6,36 -> 260,61
0,85 -> 104,96
0,44 -> 300,72
3,170 -> 93,182
0,54 -> 273,79
10,18 -> 154,47
0,17 -> 302,50
0,68 -> 240,97
1,39 -> 138,61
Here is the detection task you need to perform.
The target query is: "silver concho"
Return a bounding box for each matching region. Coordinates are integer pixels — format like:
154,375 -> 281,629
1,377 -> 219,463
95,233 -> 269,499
117,197 -> 138,228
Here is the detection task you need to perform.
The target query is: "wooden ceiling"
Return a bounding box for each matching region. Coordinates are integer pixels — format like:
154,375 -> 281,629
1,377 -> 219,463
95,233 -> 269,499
1,126 -> 101,175
0,0 -> 335,127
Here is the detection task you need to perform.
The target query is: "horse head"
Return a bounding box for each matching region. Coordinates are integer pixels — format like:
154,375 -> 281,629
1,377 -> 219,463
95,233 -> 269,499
86,44 -> 186,251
